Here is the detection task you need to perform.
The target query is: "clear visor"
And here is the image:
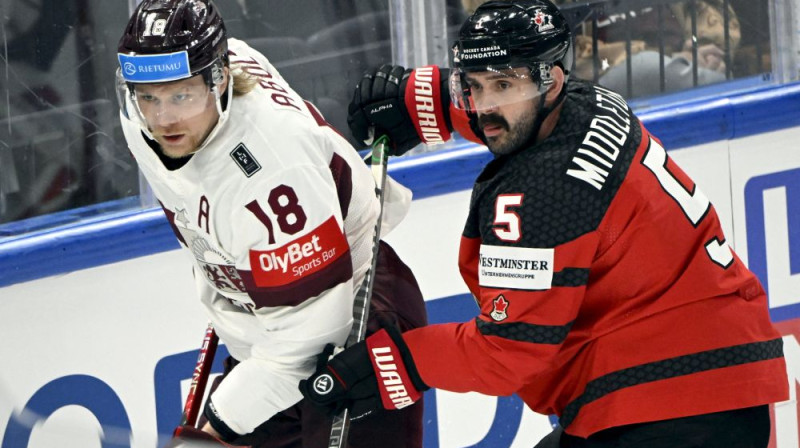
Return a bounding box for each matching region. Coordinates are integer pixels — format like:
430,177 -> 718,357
449,65 -> 546,113
115,68 -> 219,131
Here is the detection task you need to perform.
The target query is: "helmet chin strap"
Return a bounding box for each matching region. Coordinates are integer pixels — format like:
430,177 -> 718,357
518,63 -> 568,152
521,78 -> 567,151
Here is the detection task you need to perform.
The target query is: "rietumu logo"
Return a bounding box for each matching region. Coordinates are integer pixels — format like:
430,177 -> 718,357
123,62 -> 136,76
117,51 -> 191,83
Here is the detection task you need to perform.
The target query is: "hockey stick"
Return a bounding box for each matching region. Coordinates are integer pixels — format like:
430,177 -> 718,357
327,134 -> 391,448
177,322 -> 219,430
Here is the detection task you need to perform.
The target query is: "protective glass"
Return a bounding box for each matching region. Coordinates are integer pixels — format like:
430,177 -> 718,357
449,65 -> 546,113
116,69 -> 218,131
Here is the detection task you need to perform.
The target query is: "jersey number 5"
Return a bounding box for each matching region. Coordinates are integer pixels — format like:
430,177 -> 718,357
246,184 -> 308,244
642,139 -> 733,268
493,194 -> 524,242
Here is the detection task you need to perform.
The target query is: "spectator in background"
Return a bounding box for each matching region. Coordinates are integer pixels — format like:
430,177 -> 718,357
460,0 -> 492,14
460,0 -> 743,98
578,0 -> 742,97
468,0 -> 741,97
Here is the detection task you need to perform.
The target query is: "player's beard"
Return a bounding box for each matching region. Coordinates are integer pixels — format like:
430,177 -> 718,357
146,93 -> 221,159
150,113 -> 218,159
479,104 -> 538,156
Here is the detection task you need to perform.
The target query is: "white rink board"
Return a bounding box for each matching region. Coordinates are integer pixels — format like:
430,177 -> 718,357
1,126 -> 800,447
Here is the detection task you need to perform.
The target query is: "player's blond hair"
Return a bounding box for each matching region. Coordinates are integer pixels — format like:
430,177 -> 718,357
230,63 -> 259,97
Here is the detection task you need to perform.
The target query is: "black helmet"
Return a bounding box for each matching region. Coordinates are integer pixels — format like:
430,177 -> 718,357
449,0 -> 573,152
452,0 -> 573,83
118,0 -> 228,84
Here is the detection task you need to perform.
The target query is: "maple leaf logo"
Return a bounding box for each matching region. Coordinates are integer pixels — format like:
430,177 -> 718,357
534,10 -> 545,25
490,295 -> 509,321
533,10 -> 554,32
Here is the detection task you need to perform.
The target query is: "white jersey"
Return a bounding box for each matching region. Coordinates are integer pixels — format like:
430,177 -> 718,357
120,38 -> 411,435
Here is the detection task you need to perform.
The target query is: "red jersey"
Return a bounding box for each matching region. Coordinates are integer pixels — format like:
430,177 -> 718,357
403,79 -> 788,437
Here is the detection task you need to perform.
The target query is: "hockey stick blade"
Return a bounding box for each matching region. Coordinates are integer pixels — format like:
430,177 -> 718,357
178,322 -> 219,431
327,134 -> 390,448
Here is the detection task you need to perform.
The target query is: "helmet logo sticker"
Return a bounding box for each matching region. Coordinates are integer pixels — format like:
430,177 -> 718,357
456,36 -> 512,68
211,64 -> 224,85
533,9 -> 555,33
123,62 -> 137,77
117,51 -> 191,83
539,64 -> 554,86
491,295 -> 509,322
142,14 -> 167,37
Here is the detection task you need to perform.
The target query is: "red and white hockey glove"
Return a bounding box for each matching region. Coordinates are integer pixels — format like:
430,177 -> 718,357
347,64 -> 452,156
165,425 -> 249,448
299,326 -> 428,420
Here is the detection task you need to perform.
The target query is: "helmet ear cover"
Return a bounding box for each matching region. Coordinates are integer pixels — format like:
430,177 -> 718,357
198,59 -> 227,90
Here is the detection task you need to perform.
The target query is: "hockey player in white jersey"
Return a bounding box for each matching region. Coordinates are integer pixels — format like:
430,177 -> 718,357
115,1 -> 427,446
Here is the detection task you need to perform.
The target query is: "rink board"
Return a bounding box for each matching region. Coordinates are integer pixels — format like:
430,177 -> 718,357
1,82 -> 800,447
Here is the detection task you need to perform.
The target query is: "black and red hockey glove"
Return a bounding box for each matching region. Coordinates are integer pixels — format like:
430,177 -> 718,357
165,425 -> 249,447
348,64 -> 451,156
299,326 -> 428,420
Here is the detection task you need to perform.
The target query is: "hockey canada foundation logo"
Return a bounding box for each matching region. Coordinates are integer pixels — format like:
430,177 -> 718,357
491,295 -> 509,321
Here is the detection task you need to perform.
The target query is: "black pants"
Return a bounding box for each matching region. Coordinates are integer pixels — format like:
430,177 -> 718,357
204,242 -> 428,448
559,405 -> 771,448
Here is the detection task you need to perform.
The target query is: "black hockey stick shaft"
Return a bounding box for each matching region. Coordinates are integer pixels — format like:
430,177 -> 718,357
328,134 -> 391,448
178,322 -> 219,430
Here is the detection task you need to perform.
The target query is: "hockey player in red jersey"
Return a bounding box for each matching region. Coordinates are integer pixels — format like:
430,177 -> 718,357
116,0 -> 426,446
300,1 -> 789,446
